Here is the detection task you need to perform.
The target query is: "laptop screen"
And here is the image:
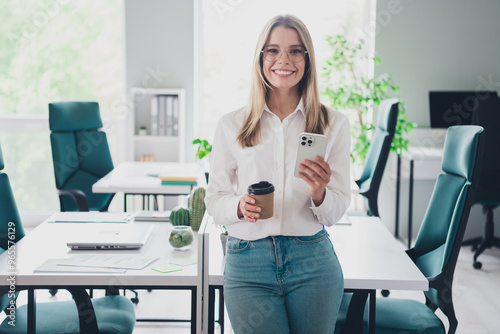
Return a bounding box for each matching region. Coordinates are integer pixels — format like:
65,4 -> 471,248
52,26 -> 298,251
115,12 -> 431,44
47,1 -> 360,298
429,91 -> 498,128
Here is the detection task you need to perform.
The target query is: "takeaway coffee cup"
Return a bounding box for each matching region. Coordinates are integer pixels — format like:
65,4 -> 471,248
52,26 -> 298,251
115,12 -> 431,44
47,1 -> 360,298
247,181 -> 275,220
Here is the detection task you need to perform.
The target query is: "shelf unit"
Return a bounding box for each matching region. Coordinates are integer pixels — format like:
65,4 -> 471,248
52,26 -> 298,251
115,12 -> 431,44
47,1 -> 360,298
131,87 -> 186,162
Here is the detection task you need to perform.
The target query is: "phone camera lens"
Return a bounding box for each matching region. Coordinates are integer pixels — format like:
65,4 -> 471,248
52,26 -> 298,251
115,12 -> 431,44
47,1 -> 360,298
307,140 -> 312,144
301,136 -> 307,140
301,141 -> 306,146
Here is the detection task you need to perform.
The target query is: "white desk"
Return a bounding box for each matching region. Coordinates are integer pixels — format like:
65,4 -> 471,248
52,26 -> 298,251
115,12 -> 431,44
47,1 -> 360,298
92,161 -> 204,210
0,212 -> 204,334
202,215 -> 428,334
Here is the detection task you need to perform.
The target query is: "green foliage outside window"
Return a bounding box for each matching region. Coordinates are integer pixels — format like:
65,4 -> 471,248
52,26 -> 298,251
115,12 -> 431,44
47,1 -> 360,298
0,0 -> 123,116
321,35 -> 416,166
0,1 -> 123,211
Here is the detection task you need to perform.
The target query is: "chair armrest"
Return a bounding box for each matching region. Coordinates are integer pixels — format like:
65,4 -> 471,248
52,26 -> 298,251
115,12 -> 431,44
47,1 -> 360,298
57,189 -> 90,211
405,248 -> 418,262
67,288 -> 99,334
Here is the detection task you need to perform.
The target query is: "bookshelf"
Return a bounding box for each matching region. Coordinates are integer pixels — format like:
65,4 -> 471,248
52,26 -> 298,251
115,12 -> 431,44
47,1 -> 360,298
131,87 -> 186,162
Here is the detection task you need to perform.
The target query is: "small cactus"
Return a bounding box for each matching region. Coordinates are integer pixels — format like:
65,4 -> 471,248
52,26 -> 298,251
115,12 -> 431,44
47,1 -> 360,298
189,187 -> 206,231
170,206 -> 190,226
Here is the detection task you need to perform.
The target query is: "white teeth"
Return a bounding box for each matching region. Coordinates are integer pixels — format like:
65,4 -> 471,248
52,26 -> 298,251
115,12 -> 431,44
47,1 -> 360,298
274,70 -> 293,75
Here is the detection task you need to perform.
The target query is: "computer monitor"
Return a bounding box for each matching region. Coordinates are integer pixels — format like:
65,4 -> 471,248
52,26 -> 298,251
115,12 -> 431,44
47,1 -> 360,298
429,91 -> 498,128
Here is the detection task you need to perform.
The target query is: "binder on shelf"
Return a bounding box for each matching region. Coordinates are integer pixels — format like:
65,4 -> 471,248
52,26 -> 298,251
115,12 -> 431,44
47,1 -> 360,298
165,95 -> 174,136
172,96 -> 179,136
158,95 -> 166,136
150,96 -> 159,136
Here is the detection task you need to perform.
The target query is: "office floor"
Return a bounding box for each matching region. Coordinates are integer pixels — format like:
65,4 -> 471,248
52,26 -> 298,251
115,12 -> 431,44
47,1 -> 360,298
3,242 -> 500,333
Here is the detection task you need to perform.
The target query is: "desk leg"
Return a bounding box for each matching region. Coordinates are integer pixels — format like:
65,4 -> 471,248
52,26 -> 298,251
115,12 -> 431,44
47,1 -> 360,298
124,193 -> 128,211
191,286 -> 197,334
208,285 -> 224,334
368,290 -> 376,334
27,288 -> 36,334
219,288 -> 225,333
209,286 -> 216,334
395,155 -> 401,239
408,159 -> 414,249
342,290 -> 369,334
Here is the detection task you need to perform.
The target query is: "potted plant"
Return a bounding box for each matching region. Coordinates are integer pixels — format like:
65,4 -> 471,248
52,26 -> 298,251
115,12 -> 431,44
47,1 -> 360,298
192,138 -> 212,183
138,126 -> 147,136
219,224 -> 228,256
321,35 -> 415,169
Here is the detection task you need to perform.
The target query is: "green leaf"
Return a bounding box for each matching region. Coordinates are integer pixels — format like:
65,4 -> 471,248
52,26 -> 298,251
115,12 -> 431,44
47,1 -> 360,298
320,34 -> 414,166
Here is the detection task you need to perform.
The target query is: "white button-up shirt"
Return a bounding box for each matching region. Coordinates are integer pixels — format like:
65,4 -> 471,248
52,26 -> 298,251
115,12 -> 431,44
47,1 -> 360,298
205,100 -> 351,241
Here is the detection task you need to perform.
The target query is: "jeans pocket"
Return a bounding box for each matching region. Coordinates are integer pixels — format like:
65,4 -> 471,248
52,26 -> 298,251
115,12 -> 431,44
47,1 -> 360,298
293,229 -> 328,244
226,236 -> 252,254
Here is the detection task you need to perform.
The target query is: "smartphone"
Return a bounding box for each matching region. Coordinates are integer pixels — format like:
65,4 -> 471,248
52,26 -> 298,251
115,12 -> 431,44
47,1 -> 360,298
294,132 -> 328,178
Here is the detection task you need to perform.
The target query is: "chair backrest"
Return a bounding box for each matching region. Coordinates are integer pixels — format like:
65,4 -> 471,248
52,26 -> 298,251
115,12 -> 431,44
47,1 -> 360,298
49,102 -> 114,211
0,143 -> 26,312
471,97 -> 500,205
356,98 -> 399,216
412,125 -> 483,314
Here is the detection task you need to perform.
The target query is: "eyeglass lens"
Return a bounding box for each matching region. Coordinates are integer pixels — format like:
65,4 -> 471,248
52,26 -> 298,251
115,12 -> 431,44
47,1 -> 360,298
262,47 -> 307,62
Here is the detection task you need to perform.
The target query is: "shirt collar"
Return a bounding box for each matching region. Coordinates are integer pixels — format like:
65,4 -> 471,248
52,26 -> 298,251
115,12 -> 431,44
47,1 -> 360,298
263,97 -> 306,118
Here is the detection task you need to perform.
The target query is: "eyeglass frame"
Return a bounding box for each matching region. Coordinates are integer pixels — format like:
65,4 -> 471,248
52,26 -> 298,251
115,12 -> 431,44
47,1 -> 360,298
260,46 -> 309,63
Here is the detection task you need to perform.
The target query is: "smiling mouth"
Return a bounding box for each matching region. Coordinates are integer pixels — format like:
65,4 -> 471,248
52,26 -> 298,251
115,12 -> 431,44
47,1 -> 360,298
273,70 -> 294,75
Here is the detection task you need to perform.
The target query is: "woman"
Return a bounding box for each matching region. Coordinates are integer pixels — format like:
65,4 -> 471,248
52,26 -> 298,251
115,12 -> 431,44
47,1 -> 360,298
205,14 -> 351,333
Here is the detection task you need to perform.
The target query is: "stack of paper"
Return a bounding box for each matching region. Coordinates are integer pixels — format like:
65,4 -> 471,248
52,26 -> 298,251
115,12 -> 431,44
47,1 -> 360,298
158,175 -> 198,186
133,210 -> 171,222
49,212 -> 132,224
35,254 -> 159,273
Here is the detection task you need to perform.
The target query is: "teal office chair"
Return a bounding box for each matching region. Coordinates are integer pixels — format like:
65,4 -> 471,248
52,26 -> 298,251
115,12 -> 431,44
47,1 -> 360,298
462,97 -> 500,269
353,99 -> 399,217
49,101 -> 114,212
49,102 -> 142,302
335,125 -> 484,334
0,143 -> 136,334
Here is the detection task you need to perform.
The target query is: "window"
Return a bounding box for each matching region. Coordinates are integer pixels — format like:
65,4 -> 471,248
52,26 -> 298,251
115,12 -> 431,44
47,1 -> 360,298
199,0 -> 375,140
0,0 -> 124,214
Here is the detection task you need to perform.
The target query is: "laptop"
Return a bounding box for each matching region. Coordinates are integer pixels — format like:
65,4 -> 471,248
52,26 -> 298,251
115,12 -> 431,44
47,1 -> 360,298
66,223 -> 154,250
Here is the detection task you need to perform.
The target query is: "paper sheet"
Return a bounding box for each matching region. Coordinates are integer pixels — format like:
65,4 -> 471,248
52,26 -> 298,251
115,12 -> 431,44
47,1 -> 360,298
49,212 -> 132,224
39,254 -> 159,271
35,259 -> 126,273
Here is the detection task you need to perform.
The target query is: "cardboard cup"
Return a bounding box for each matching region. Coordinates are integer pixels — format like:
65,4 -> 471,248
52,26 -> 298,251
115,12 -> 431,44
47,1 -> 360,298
247,181 -> 275,220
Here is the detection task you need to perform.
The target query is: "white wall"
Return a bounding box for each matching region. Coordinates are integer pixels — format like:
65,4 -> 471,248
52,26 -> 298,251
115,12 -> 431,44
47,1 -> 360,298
374,0 -> 500,241
124,0 -> 195,163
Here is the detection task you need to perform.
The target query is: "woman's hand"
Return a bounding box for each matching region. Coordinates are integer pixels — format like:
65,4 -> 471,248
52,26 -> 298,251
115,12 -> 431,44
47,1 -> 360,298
298,155 -> 332,206
237,194 -> 261,223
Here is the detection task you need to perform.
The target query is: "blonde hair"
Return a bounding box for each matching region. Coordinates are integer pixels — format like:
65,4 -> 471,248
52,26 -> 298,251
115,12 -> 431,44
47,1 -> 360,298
236,14 -> 329,148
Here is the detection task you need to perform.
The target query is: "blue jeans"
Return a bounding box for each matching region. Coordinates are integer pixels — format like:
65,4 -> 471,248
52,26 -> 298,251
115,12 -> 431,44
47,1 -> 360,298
224,228 -> 344,334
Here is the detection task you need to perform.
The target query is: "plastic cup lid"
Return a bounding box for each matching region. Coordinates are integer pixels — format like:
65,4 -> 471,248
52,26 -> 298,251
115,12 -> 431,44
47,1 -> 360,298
247,181 -> 275,195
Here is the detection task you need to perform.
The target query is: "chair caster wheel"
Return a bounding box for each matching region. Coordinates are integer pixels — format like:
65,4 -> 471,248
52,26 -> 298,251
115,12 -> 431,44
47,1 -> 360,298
473,261 -> 482,270
381,290 -> 390,297
131,297 -> 139,305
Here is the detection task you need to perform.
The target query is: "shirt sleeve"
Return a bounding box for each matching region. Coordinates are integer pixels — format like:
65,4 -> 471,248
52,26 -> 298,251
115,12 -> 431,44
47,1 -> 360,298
204,117 -> 243,226
310,115 -> 352,226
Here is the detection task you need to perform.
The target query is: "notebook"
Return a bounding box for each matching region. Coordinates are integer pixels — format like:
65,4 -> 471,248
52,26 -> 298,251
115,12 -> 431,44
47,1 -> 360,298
66,223 -> 154,250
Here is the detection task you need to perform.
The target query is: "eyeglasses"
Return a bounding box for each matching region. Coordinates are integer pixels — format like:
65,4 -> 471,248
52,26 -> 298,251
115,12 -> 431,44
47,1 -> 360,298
261,46 -> 308,63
